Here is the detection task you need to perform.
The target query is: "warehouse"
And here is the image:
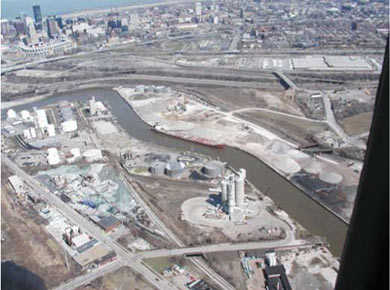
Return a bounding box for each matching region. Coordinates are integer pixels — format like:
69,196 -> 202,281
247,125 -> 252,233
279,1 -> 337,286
73,244 -> 115,270
96,215 -> 121,232
8,175 -> 25,195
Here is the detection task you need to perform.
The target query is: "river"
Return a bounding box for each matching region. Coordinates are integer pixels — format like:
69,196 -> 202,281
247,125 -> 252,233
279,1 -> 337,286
5,88 -> 348,256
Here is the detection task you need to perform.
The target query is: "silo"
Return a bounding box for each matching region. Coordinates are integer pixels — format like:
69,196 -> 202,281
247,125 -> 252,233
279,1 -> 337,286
150,161 -> 166,176
220,178 -> 228,203
89,97 -> 97,115
227,175 -> 235,215
235,175 -> 245,207
165,161 -> 185,177
235,169 -> 246,207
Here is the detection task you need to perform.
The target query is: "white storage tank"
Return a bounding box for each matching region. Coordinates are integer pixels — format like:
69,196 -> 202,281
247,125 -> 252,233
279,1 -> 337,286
61,120 -> 78,132
20,110 -> 31,120
47,147 -> 60,165
47,124 -> 56,137
319,171 -> 343,185
83,149 -> 103,162
7,109 -> 17,119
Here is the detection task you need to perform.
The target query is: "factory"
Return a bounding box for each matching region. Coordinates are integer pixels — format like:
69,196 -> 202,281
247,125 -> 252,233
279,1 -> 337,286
220,168 -> 247,220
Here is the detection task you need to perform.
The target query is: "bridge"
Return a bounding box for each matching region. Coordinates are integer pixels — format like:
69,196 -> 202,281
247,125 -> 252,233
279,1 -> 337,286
273,70 -> 298,90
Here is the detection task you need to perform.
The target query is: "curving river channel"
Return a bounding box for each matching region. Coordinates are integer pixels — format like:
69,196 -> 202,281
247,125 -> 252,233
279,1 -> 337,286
6,88 -> 348,256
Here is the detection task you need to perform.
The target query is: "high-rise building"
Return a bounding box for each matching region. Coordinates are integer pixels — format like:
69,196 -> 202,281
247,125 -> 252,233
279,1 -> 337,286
1,20 -> 12,36
195,2 -> 202,16
14,21 -> 27,36
32,5 -> 42,29
47,17 -> 59,38
56,17 -> 64,29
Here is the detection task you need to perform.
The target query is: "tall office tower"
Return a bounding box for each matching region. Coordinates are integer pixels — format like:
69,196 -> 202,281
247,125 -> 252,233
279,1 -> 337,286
14,21 -> 27,35
195,2 -> 202,16
33,5 -> 42,30
47,17 -> 59,38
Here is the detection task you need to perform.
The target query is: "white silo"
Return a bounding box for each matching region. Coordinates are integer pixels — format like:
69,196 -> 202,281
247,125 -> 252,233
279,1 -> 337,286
235,169 -> 246,207
227,174 -> 236,215
220,178 -> 228,203
89,97 -> 97,115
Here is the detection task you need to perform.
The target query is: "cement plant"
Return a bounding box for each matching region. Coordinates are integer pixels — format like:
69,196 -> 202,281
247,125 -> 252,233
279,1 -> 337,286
1,0 -> 387,290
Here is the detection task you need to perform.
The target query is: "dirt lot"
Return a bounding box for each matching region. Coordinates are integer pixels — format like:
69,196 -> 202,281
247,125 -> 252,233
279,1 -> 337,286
182,87 -> 289,112
340,112 -> 373,136
205,251 -> 248,290
128,174 -> 230,246
1,167 -> 80,289
76,266 -> 157,290
235,110 -> 331,146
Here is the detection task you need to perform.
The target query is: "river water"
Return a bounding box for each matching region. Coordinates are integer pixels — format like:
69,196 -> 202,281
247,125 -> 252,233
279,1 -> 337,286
6,88 -> 348,256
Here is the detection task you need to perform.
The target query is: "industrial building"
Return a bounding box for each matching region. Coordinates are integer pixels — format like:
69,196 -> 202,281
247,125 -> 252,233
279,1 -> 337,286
73,244 -> 116,270
47,147 -> 60,165
220,168 -> 247,220
8,175 -> 25,195
263,265 -> 292,290
94,215 -> 121,232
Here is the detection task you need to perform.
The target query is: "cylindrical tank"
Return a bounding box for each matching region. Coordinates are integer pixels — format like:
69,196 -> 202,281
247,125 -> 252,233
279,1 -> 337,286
20,110 -> 31,120
7,109 -> 17,119
61,120 -> 78,132
165,161 -> 185,177
150,161 -> 166,176
202,161 -> 223,178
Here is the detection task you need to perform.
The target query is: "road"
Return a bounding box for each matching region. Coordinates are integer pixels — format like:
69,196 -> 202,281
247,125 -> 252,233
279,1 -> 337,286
135,241 -> 309,260
54,260 -> 123,290
272,71 -> 367,150
321,92 -> 366,149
